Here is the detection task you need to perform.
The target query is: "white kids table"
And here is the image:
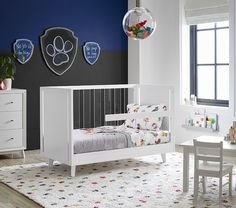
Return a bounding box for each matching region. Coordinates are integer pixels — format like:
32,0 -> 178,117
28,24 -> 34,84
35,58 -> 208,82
180,136 -> 236,192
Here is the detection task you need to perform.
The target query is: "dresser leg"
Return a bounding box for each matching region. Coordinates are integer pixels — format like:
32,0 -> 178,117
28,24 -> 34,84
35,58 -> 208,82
22,150 -> 25,161
21,150 -> 25,163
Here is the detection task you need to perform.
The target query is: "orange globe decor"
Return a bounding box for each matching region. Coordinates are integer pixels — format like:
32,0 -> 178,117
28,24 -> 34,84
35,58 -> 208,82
123,6 -> 156,40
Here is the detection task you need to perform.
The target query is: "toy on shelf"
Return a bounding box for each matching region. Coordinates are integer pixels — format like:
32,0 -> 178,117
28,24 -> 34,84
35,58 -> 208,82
193,113 -> 206,128
206,113 -> 217,130
224,121 -> 236,144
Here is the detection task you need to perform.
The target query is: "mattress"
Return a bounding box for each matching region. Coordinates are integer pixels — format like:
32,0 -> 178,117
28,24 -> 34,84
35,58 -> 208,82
73,125 -> 170,154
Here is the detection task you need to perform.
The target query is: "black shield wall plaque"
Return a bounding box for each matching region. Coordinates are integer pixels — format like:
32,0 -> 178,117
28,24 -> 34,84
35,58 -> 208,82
40,27 -> 78,76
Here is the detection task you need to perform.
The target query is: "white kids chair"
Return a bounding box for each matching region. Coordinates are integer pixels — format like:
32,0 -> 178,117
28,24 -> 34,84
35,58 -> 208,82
193,139 -> 233,205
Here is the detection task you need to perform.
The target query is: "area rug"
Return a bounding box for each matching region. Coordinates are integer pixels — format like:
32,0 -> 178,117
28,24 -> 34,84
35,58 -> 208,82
0,152 -> 235,208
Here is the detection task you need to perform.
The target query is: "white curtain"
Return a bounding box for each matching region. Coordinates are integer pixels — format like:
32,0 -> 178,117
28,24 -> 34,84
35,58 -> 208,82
185,0 -> 229,25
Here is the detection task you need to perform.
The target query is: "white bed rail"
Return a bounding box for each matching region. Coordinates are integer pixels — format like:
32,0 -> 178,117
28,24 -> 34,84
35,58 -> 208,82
105,86 -> 173,134
105,111 -> 170,122
41,84 -> 137,90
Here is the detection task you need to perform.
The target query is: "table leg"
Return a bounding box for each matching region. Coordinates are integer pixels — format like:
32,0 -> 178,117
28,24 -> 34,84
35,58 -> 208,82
183,147 -> 190,192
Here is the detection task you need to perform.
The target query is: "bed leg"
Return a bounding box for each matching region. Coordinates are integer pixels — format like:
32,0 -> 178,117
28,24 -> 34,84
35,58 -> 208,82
70,166 -> 76,177
161,153 -> 166,163
48,159 -> 54,167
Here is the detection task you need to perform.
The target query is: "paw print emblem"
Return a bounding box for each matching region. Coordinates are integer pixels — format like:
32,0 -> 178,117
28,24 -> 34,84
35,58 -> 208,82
46,36 -> 73,66
40,27 -> 78,76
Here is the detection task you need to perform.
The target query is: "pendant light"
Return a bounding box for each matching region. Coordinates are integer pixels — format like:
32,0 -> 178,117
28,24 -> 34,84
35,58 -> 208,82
122,0 -> 156,40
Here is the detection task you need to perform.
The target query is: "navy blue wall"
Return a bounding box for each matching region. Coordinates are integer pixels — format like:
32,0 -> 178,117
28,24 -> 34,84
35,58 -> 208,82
0,0 -> 127,51
0,0 -> 128,150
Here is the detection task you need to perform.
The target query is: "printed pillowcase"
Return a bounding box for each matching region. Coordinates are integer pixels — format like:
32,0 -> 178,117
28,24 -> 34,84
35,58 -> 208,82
124,104 -> 139,128
125,103 -> 167,131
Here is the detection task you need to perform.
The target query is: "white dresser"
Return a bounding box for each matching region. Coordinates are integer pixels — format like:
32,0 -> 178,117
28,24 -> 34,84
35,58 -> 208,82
0,89 -> 26,157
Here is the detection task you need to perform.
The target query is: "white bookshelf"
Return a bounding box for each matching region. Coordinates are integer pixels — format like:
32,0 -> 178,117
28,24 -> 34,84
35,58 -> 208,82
181,124 -> 218,132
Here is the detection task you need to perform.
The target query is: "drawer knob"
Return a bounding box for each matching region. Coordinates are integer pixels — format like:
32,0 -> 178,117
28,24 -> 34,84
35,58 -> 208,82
7,138 -> 14,142
7,101 -> 14,104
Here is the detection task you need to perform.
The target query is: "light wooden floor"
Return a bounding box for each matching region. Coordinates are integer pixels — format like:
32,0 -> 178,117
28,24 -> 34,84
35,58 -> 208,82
0,150 -> 46,208
0,146 -> 235,208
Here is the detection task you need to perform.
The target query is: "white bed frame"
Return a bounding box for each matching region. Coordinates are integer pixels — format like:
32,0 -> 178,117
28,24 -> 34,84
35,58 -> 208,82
40,84 -> 174,176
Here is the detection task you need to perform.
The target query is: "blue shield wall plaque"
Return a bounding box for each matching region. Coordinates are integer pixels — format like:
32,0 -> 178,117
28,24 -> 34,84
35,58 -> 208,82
13,39 -> 34,64
83,42 -> 100,65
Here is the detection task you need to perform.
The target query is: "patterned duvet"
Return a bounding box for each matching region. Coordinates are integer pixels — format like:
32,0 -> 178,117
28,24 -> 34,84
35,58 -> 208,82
73,125 -> 170,154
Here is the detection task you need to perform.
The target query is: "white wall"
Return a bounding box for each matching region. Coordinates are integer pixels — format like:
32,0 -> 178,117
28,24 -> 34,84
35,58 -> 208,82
128,0 -> 236,144
128,0 -> 140,84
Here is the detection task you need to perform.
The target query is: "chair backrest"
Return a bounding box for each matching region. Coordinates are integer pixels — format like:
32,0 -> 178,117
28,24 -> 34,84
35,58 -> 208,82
193,139 -> 223,173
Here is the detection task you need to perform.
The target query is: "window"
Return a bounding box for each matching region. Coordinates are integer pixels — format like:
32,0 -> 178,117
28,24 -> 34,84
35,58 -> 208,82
190,21 -> 229,107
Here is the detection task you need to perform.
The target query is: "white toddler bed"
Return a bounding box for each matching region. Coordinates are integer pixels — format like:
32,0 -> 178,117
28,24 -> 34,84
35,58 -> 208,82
40,84 -> 174,176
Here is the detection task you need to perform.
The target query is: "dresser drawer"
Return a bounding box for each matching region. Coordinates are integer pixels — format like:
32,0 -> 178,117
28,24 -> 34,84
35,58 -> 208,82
0,112 -> 22,130
0,94 -> 22,111
0,130 -> 23,149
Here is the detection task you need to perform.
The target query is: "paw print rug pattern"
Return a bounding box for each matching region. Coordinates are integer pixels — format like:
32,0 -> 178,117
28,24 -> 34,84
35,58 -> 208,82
40,27 -> 78,76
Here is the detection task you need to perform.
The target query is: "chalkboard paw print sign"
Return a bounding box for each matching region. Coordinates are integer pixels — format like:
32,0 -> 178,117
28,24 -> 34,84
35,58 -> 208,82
46,36 -> 73,66
40,27 -> 78,76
